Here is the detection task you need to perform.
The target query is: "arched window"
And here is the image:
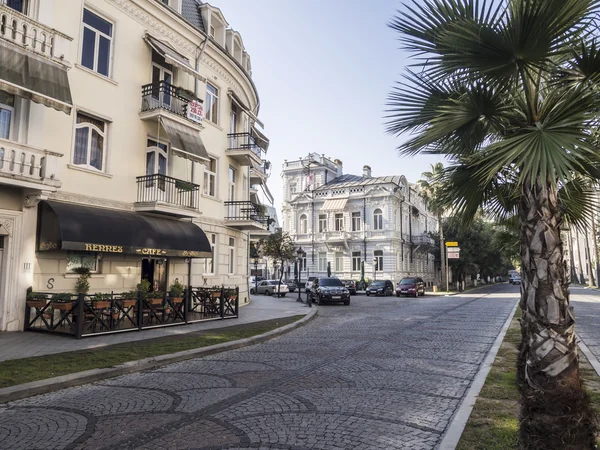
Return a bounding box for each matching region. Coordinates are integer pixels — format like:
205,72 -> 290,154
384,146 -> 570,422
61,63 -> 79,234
373,209 -> 383,230
299,214 -> 308,234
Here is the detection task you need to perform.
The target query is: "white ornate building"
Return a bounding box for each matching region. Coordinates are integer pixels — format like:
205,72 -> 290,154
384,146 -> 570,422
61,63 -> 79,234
281,154 -> 439,286
0,0 -> 273,331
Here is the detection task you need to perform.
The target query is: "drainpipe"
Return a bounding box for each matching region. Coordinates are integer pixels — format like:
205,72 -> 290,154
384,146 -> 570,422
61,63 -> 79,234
363,195 -> 367,268
194,36 -> 209,97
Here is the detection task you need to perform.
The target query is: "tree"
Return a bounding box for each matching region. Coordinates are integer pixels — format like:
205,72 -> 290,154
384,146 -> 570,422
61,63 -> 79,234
259,230 -> 296,296
418,163 -> 448,290
386,1 -> 600,447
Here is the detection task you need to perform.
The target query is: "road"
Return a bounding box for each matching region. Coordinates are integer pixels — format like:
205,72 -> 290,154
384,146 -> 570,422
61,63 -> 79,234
570,286 -> 600,367
0,285 -> 518,450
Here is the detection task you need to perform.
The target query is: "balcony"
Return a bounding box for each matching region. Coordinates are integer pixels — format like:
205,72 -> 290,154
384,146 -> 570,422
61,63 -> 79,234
0,138 -> 62,190
224,201 -> 270,233
249,160 -> 270,185
0,3 -> 71,62
412,233 -> 436,252
226,133 -> 264,166
140,81 -> 204,129
135,174 -> 201,218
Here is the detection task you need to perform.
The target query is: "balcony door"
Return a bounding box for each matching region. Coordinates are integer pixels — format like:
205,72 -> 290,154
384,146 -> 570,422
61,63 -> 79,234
151,63 -> 173,109
144,139 -> 168,202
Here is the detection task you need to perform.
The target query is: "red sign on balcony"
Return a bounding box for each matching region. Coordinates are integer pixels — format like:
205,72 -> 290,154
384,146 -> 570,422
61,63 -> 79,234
187,100 -> 204,123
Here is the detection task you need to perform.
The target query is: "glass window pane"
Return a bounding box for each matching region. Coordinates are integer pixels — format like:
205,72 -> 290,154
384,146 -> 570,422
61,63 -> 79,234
0,109 -> 11,139
90,129 -> 103,170
158,154 -> 166,175
83,9 -> 113,37
74,127 -> 89,165
97,36 -> 111,77
146,151 -> 155,175
81,27 -> 96,70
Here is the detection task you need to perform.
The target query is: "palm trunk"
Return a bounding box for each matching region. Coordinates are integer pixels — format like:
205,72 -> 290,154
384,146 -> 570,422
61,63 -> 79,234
518,179 -> 596,449
567,230 -> 577,283
438,212 -> 446,291
576,229 -> 586,284
592,219 -> 600,288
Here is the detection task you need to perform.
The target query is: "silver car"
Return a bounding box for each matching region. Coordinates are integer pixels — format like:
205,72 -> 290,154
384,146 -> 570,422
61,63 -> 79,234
255,280 -> 289,297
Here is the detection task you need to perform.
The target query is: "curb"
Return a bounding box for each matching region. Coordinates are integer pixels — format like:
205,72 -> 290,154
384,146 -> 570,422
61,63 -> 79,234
438,299 -> 519,450
577,334 -> 600,378
0,308 -> 318,404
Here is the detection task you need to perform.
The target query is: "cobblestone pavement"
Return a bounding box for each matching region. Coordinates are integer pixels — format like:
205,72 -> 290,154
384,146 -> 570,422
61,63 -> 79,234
0,285 -> 517,450
570,286 -> 600,365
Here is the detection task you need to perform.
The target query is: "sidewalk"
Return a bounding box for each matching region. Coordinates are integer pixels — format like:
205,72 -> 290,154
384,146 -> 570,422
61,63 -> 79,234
0,295 -> 310,362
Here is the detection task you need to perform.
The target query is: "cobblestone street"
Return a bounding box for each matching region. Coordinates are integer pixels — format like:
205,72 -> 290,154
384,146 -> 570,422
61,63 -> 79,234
0,285 -> 517,450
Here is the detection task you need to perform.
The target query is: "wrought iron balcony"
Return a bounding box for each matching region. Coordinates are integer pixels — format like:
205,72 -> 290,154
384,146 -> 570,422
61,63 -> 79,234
224,200 -> 270,231
140,81 -> 203,126
227,133 -> 264,166
135,173 -> 200,217
0,138 -> 62,189
412,234 -> 435,246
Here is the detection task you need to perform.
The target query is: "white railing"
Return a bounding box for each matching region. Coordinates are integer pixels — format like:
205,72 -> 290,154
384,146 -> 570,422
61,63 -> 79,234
0,4 -> 71,60
0,138 -> 62,187
412,234 -> 435,245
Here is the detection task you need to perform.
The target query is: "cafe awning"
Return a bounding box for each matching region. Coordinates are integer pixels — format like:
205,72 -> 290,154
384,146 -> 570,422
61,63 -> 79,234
160,117 -> 208,161
0,39 -> 72,114
321,198 -> 348,211
37,201 -> 212,257
144,34 -> 206,82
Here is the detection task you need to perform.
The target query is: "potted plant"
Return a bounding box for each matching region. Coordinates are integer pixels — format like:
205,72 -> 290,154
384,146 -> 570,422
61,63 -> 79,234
121,290 -> 137,308
50,292 -> 75,310
150,290 -> 163,305
73,267 -> 91,295
92,292 -> 111,309
169,279 -> 185,304
137,279 -> 151,296
26,292 -> 48,309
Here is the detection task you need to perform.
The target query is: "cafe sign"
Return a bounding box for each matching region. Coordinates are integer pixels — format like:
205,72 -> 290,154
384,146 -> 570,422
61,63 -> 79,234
186,100 -> 204,123
40,241 -> 209,258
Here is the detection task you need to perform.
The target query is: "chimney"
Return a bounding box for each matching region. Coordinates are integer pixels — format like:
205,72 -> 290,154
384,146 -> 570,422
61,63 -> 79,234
363,165 -> 372,178
334,159 -> 343,178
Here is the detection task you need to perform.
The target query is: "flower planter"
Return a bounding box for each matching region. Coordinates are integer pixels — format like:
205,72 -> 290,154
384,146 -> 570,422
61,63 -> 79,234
51,302 -> 75,311
149,298 -> 162,305
171,297 -> 183,304
121,299 -> 137,307
93,301 -> 111,309
27,300 -> 47,308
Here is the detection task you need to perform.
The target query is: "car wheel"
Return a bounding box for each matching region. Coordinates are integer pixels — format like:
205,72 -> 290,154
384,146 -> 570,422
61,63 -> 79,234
344,300 -> 350,305
280,294 -> 286,297
366,292 -> 370,296
396,292 -> 400,297
314,295 -> 320,305
265,290 -> 270,296
250,288 -> 255,295
414,292 -> 418,298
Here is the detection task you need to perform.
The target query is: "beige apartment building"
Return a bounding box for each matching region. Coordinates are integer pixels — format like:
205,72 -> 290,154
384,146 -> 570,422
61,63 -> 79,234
0,0 -> 272,331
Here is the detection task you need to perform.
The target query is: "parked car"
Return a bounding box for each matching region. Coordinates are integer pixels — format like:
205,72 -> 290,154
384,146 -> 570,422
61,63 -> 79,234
511,276 -> 522,285
283,280 -> 297,292
304,276 -> 317,292
248,276 -> 264,289
366,280 -> 395,296
341,280 -> 357,295
255,280 -> 289,297
396,277 -> 425,297
309,277 -> 350,305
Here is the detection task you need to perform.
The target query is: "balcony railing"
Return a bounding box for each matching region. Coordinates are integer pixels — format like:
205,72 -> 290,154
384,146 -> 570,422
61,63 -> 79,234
0,138 -> 61,187
136,174 -> 200,210
227,133 -> 264,160
141,81 -> 202,123
0,3 -> 70,59
412,234 -> 435,246
224,200 -> 270,227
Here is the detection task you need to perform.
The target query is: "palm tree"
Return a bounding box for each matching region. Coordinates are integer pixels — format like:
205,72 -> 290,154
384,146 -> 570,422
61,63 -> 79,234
386,1 -> 600,447
418,163 -> 448,291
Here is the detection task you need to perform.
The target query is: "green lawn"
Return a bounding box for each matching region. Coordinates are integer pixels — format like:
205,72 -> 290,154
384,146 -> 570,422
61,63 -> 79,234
0,315 -> 304,389
457,309 -> 600,449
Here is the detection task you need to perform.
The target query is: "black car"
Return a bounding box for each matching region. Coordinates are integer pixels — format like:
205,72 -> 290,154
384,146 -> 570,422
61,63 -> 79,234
341,280 -> 357,295
366,280 -> 395,296
309,277 -> 351,305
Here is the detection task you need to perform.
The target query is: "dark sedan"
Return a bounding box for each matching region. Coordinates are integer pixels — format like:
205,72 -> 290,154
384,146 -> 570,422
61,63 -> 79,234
366,280 -> 394,296
341,280 -> 357,295
309,277 -> 351,305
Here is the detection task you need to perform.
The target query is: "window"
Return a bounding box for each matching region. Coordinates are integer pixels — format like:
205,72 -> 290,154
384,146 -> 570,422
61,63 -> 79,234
351,212 -> 361,232
203,157 -> 216,197
299,214 -> 308,234
289,183 -> 297,197
73,112 -> 107,171
6,0 -> 27,14
352,251 -> 361,272
209,25 -> 215,37
318,252 -> 327,272
228,167 -> 236,201
204,234 -> 216,274
205,83 -> 219,123
318,214 -> 327,233
67,251 -> 98,273
374,209 -> 383,230
335,213 -> 344,231
81,8 -> 113,77
242,175 -> 247,200
228,237 -> 235,274
161,0 -> 169,5
335,252 -> 343,272
146,139 -> 167,177
374,250 -> 383,272
0,91 -> 14,140
300,256 -> 307,271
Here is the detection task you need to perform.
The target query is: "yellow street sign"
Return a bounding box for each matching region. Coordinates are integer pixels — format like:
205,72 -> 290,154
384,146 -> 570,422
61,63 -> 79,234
446,242 -> 458,247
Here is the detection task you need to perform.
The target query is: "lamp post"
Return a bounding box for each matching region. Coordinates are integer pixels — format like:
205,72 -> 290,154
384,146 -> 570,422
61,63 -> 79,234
296,247 -> 306,302
251,258 -> 259,294
373,257 -> 377,281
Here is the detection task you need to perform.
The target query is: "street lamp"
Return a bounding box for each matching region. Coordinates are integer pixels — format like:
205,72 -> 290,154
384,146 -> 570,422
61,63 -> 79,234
373,257 -> 378,281
251,258 -> 259,294
296,246 -> 306,302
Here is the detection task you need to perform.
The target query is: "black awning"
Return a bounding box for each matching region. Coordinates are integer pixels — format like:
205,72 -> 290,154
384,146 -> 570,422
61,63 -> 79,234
0,39 -> 72,114
37,201 -> 212,257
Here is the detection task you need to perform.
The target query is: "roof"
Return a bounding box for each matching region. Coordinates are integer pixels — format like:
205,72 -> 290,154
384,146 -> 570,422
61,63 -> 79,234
181,0 -> 205,32
315,174 -> 405,190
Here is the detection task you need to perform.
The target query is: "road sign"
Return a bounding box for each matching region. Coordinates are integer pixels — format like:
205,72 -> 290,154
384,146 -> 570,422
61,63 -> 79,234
446,242 -> 459,247
447,247 -> 460,252
448,252 -> 460,259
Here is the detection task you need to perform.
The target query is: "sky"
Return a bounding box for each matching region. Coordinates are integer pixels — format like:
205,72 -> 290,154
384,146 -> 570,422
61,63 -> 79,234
216,0 -> 443,217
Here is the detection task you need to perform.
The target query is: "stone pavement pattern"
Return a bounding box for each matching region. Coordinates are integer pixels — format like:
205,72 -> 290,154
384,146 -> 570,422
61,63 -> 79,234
570,287 -> 600,365
0,285 -> 517,449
